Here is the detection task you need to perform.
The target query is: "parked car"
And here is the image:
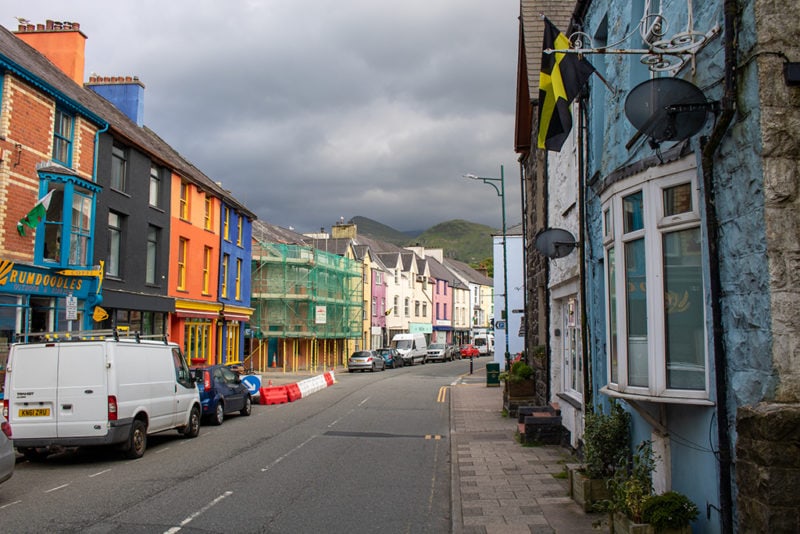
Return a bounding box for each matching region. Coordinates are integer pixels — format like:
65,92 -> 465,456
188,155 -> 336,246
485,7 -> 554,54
426,343 -> 450,363
460,344 -> 480,358
376,348 -> 403,369
192,365 -> 252,425
0,415 -> 13,485
446,344 -> 460,360
348,350 -> 386,372
5,333 -> 201,460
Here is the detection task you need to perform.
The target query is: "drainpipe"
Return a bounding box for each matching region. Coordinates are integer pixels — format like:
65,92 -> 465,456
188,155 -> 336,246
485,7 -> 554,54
92,122 -> 109,180
699,0 -> 737,532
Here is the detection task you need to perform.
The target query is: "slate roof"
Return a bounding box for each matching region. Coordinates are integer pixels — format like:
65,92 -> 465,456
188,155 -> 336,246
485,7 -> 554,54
0,23 -> 255,219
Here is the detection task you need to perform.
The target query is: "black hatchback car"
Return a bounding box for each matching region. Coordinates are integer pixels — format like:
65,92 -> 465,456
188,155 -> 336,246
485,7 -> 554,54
376,347 -> 404,368
192,364 -> 252,425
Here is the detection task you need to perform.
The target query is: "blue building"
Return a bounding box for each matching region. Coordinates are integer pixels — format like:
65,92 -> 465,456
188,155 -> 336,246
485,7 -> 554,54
516,0 -> 799,532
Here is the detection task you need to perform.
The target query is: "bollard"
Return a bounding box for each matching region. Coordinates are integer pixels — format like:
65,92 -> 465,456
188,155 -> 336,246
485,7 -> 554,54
470,357 -> 473,374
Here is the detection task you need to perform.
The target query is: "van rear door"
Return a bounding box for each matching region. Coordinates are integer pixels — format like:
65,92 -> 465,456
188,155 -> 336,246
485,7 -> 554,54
56,343 -> 108,438
6,344 -> 59,440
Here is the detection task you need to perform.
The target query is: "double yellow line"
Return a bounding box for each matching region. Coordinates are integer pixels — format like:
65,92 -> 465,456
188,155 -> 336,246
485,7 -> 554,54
437,385 -> 448,403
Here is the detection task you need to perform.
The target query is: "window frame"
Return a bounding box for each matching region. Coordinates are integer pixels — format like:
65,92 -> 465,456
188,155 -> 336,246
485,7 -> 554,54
111,144 -> 127,192
177,237 -> 188,291
149,165 -> 162,208
145,226 -> 158,285
52,108 -> 74,167
107,211 -> 122,278
600,161 -> 711,404
179,182 -> 190,220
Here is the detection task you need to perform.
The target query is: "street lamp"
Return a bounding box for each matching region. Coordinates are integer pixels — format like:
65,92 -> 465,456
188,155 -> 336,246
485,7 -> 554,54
462,165 -> 510,371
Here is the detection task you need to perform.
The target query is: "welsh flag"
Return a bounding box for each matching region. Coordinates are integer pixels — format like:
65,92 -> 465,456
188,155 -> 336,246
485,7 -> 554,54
17,190 -> 54,237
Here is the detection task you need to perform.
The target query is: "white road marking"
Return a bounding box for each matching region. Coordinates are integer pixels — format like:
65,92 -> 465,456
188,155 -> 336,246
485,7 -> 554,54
261,435 -> 317,472
163,490 -> 233,534
0,500 -> 22,509
45,484 -> 69,493
88,469 -> 112,478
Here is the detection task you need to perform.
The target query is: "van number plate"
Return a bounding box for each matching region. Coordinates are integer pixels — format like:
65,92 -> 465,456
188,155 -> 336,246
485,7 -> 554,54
19,408 -> 50,417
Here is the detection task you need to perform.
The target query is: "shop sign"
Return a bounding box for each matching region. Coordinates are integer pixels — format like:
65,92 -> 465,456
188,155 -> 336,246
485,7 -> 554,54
0,259 -> 92,299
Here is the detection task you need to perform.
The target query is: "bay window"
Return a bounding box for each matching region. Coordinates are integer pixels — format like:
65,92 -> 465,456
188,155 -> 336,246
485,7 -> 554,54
601,161 -> 709,403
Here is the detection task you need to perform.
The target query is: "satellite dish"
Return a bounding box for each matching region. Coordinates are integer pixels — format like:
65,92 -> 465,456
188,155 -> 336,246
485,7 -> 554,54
624,78 -> 718,142
534,228 -> 577,259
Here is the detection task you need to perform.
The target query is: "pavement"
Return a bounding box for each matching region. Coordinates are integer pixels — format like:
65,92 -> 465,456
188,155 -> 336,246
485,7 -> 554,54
256,364 -> 605,533
450,365 -> 603,534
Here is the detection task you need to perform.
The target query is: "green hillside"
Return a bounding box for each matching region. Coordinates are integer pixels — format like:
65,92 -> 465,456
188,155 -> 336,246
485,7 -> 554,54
351,216 -> 496,264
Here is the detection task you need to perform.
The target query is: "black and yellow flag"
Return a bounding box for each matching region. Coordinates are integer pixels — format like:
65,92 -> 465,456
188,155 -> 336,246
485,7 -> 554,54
537,18 -> 595,151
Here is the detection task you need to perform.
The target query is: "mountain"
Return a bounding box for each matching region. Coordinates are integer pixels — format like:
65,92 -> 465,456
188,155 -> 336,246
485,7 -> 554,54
350,216 -> 496,264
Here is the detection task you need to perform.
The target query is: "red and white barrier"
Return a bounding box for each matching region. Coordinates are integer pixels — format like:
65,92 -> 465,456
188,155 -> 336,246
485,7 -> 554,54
259,370 -> 336,405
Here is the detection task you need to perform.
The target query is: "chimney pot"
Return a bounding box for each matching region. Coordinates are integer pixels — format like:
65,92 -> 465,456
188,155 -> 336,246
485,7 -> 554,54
73,22 -> 80,30
46,20 -> 54,30
125,76 -> 133,82
36,24 -> 44,31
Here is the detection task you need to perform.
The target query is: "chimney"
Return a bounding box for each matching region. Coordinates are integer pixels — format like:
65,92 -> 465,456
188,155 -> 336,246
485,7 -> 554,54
331,223 -> 357,239
86,75 -> 146,126
14,20 -> 87,85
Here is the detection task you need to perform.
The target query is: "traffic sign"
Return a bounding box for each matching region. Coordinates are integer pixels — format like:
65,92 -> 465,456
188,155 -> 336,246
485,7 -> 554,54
65,294 -> 78,321
495,320 -> 506,329
241,375 -> 262,397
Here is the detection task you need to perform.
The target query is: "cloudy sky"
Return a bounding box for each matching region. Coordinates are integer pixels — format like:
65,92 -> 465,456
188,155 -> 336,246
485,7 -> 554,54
7,1 -> 522,234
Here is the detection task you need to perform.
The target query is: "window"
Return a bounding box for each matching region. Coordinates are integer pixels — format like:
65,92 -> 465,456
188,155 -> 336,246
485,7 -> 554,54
223,208 -> 230,241
422,302 -> 427,318
149,165 -> 161,207
177,238 -> 188,290
52,109 -> 73,166
436,303 -> 440,320
184,319 -> 211,363
404,298 -> 410,317
394,296 -> 399,316
221,254 -> 229,298
179,182 -> 190,220
146,226 -> 158,284
372,297 -> 377,317
602,161 -> 708,402
415,300 -> 420,317
235,258 -> 242,300
107,212 -> 122,277
444,303 -> 448,320
111,145 -> 127,191
562,297 -> 583,397
69,192 -> 92,265
236,215 -> 243,246
202,246 -> 212,295
204,196 -> 213,230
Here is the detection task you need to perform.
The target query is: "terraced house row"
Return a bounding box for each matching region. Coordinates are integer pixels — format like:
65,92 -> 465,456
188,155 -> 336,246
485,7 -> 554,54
0,20 -> 496,382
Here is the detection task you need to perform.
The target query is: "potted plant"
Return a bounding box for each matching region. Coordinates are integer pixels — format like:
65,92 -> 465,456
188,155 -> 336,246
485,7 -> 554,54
569,401 -> 631,512
641,491 -> 699,534
500,360 -> 535,415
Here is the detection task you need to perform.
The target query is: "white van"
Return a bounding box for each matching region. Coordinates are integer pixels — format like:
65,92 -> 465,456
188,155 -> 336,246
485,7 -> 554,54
391,333 -> 428,365
473,333 -> 494,356
2,330 -> 201,460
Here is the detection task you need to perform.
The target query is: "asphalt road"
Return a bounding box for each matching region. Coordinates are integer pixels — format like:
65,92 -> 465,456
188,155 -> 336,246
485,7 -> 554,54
0,358 -> 476,533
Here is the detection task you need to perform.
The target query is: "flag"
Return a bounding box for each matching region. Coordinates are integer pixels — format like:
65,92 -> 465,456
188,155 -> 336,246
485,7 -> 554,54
537,17 -> 595,151
17,190 -> 54,237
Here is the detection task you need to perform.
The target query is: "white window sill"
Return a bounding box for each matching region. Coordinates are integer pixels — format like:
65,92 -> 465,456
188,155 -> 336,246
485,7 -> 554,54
600,385 -> 715,406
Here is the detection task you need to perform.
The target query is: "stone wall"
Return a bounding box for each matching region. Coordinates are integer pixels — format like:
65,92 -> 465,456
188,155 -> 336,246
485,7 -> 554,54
736,0 -> 800,531
736,404 -> 800,532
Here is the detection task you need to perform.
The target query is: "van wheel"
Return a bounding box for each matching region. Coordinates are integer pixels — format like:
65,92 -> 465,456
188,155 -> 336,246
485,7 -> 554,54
212,402 -> 225,425
183,406 -> 201,438
240,396 -> 252,416
19,447 -> 48,462
123,420 -> 147,459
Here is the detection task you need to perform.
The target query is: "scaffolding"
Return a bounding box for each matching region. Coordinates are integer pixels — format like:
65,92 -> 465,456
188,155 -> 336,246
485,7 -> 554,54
247,241 -> 363,373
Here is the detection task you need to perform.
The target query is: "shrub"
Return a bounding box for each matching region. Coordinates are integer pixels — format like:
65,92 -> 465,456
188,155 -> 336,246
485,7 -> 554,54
582,401 -> 631,479
502,360 -> 533,383
642,491 -> 699,530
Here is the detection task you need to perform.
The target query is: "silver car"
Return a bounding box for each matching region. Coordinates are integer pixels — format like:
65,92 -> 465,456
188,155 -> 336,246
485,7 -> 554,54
426,343 -> 450,362
1,414 -> 14,486
347,350 -> 386,373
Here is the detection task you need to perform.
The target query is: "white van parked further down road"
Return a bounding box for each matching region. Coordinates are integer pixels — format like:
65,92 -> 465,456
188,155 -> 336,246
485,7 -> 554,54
2,330 -> 202,460
391,333 -> 428,365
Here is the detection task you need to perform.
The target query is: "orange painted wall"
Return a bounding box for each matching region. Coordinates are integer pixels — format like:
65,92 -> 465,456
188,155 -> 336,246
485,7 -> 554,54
167,174 -> 220,300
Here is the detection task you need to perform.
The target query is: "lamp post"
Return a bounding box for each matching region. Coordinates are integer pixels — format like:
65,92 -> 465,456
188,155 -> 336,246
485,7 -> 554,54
463,165 -> 510,371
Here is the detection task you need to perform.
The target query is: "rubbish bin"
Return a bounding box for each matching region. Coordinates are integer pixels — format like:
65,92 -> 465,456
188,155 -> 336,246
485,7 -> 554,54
486,362 -> 500,387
